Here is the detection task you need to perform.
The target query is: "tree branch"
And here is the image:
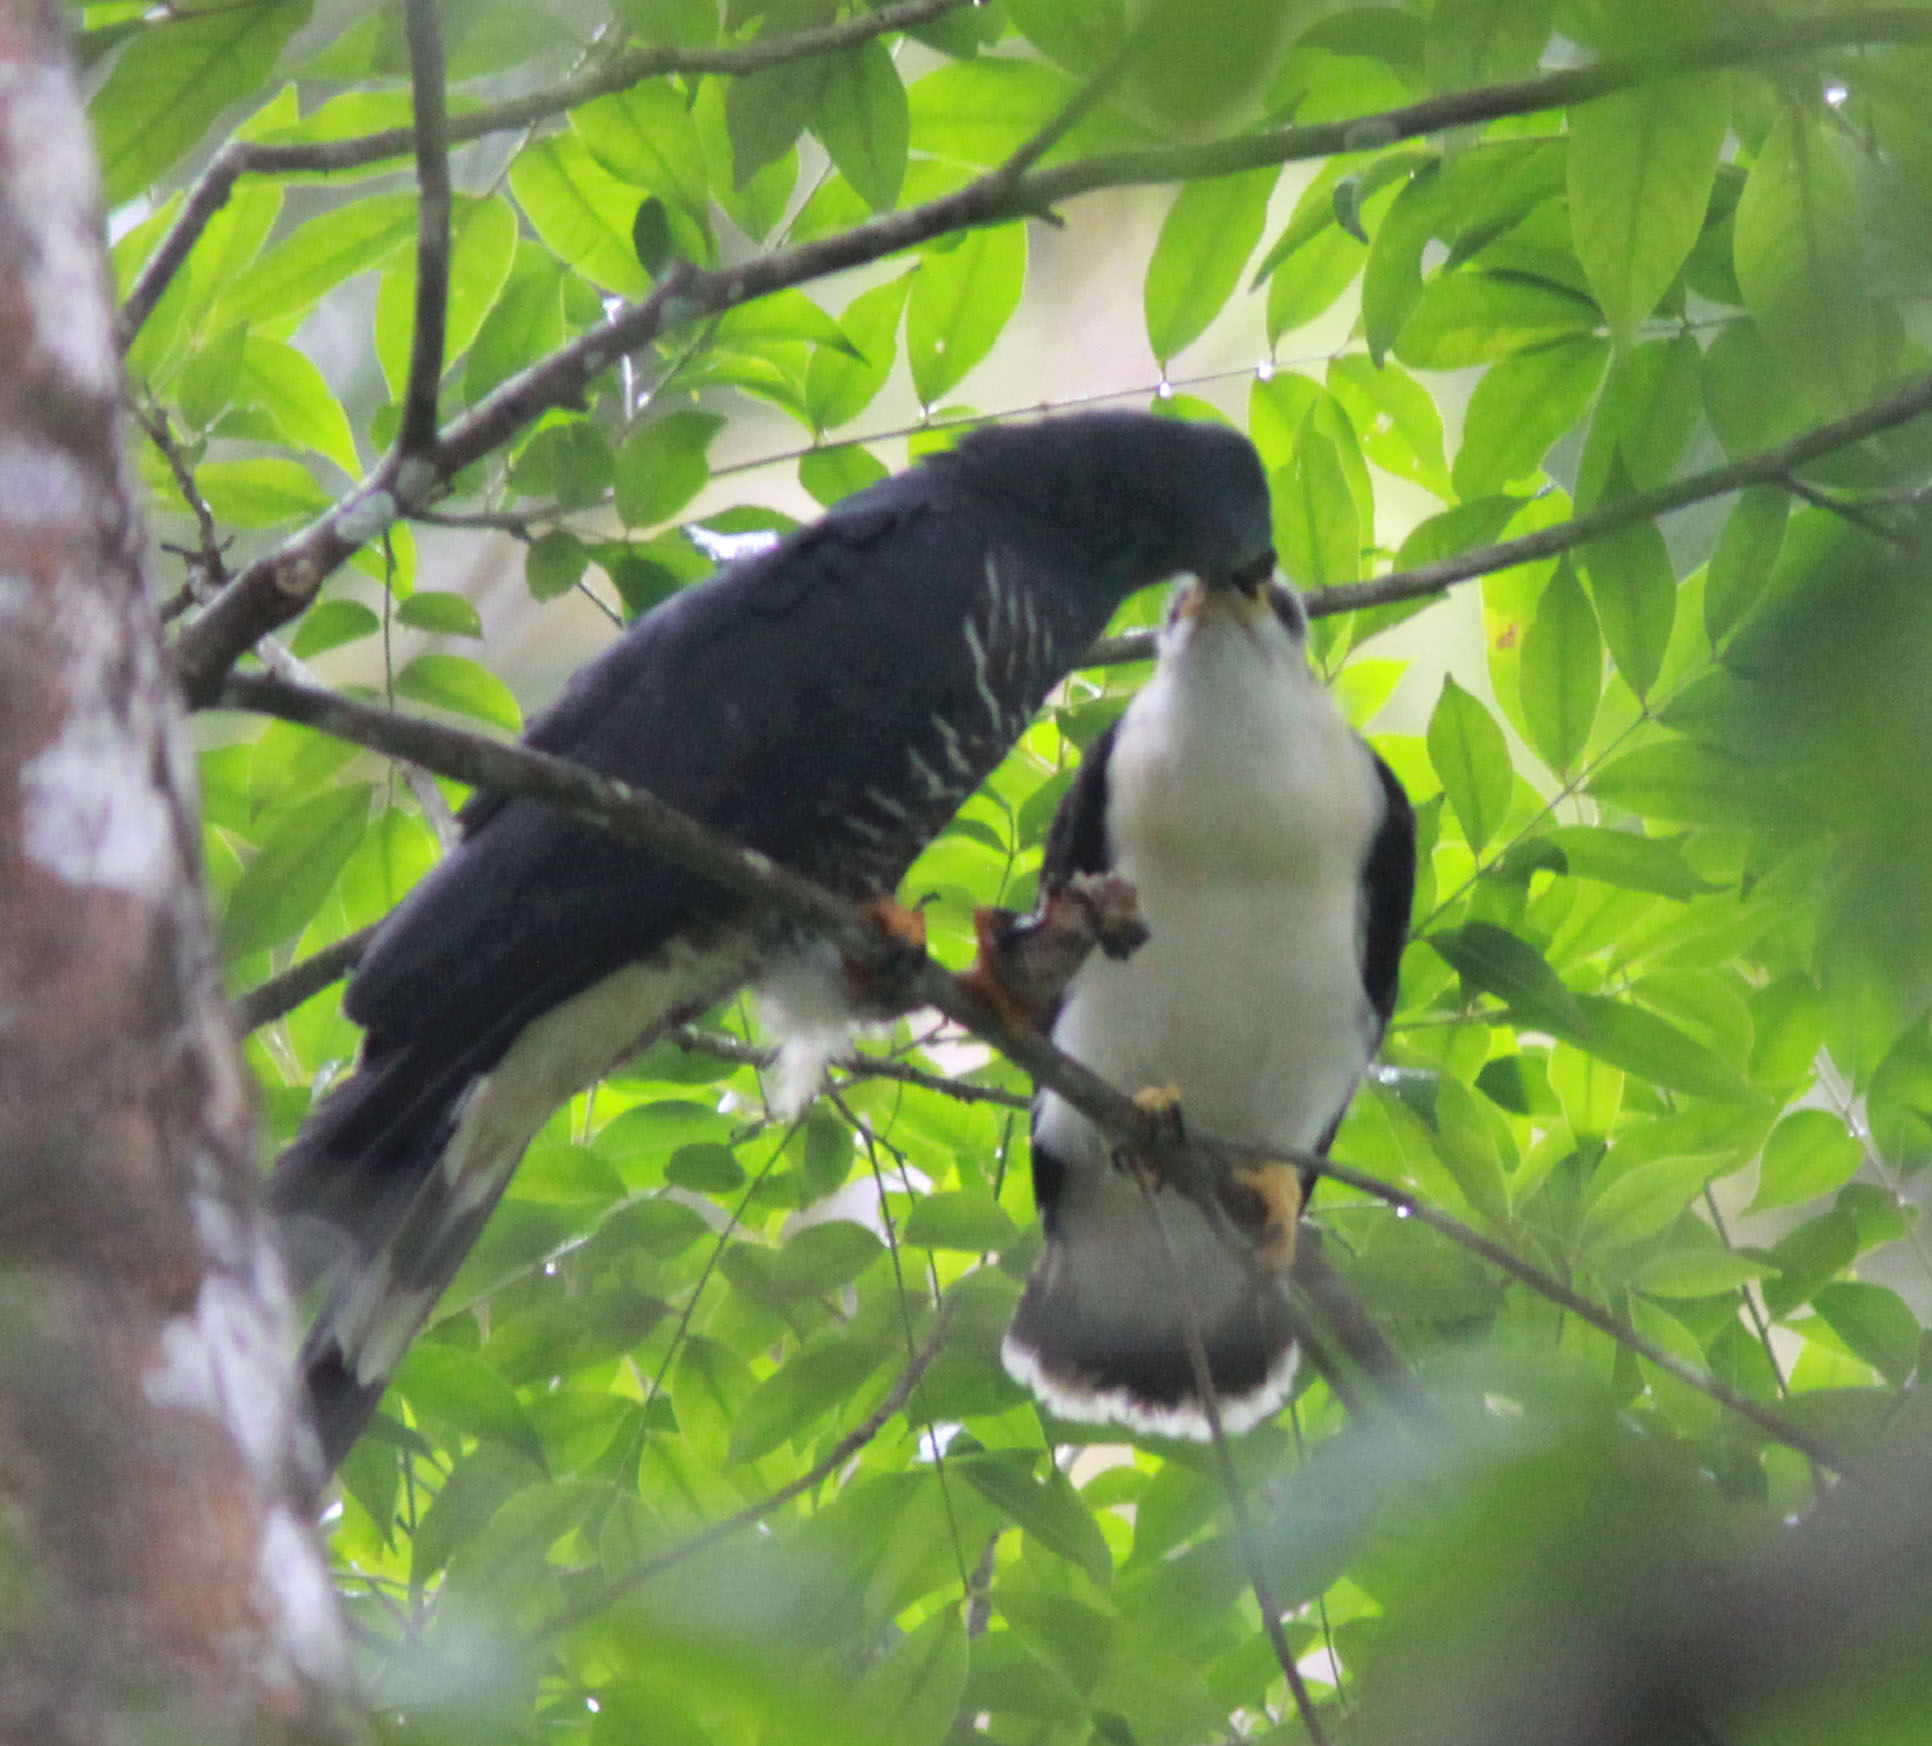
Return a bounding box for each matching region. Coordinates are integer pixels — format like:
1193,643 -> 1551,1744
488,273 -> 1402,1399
218,670 -> 1846,1472
1299,366 -> 1932,620
397,0 -> 451,466
162,11 -> 1932,703
232,925 -> 376,1032
114,0 -> 973,345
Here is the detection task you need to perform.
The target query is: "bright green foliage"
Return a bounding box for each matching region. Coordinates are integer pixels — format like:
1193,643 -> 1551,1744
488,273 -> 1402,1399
97,0 -> 1932,1738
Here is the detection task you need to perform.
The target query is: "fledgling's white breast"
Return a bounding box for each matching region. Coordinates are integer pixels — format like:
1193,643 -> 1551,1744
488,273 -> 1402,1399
1037,602 -> 1385,1176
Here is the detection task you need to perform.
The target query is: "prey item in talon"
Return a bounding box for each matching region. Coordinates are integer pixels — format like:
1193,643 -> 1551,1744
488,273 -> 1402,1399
960,872 -> 1147,1030
1003,573 -> 1416,1441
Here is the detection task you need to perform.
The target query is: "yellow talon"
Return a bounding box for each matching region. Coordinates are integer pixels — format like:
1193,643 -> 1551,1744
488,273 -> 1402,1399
1229,1161 -> 1303,1274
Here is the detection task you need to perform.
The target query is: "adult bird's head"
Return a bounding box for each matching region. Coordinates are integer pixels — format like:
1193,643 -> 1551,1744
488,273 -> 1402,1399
943,410 -> 1274,598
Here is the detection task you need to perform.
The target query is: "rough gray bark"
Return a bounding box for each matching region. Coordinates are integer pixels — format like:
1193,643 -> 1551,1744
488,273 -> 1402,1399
0,2 -> 360,1738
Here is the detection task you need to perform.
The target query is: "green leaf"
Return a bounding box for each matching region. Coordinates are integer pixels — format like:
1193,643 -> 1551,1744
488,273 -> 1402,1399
510,419 -> 614,511
1144,168 -> 1278,363
1578,1152 -> 1720,1251
1004,0 -> 1126,74
526,530 -> 589,602
191,457 -> 332,528
958,1453 -> 1113,1585
232,337 -> 361,475
846,1607 -> 968,1746
395,653 -> 522,733
1539,826 -> 1716,901
221,783 -> 372,958
1591,741 -> 1791,830
1453,337 -> 1610,499
799,444 -> 889,507
572,80 -> 712,219
178,320 -> 250,431
1733,110 -> 1876,416
289,599 -> 381,659
1574,335 -> 1703,508
813,40 -> 908,213
1704,486 -> 1787,644
1579,485 -> 1676,699
1567,73 -> 1727,347
92,0 -> 310,206
374,194 -> 520,394
1425,0 -> 1552,89
1427,675 -> 1511,853
807,272 -> 914,430
1748,1110 -> 1863,1215
1395,273 -> 1598,370
907,225 -> 1027,406
214,192 -> 417,333
613,410 -> 724,529
1361,164 -> 1442,365
396,1344 -> 545,1466
902,1190 -> 1020,1252
1570,994 -> 1755,1104
665,1142 -> 745,1194
1326,354 -> 1450,498
508,135 -> 653,296
1271,426 -> 1360,590
466,247 -> 567,405
1812,1282 -> 1920,1386
726,57 -> 823,192
1631,1249 -> 1767,1299
1518,561 -> 1601,773
768,1221 -> 883,1296
396,591 -> 483,638
728,1335 -> 887,1464
1428,921 -> 1587,1036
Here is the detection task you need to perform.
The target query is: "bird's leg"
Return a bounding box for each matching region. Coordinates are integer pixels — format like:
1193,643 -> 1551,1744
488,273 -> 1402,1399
1121,1084 -> 1303,1274
839,896 -> 930,1018
1223,1163 -> 1303,1275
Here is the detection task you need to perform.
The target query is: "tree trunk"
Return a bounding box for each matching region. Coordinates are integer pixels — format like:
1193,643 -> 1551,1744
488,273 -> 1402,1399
0,1 -> 360,1738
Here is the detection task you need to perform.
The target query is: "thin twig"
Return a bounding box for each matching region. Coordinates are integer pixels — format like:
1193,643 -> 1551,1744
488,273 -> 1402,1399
1132,1172 -> 1332,1746
674,1026 -> 1031,1109
397,0 -> 451,465
1307,1155 -> 1846,1472
130,398 -> 229,596
537,1297 -> 956,1637
233,925 -> 376,1031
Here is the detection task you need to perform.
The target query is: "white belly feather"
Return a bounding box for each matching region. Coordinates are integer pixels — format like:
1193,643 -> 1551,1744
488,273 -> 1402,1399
1036,611 -> 1384,1177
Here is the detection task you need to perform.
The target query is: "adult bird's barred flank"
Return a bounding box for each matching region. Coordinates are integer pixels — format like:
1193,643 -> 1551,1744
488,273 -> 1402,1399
269,410 -> 1277,1475
1003,577 -> 1416,1439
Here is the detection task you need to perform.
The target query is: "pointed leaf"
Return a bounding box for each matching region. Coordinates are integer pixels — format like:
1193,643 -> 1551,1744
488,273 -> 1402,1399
1144,168 -> 1277,363
221,782 -> 372,957
1427,675 -> 1511,853
1518,560 -> 1601,773
1568,74 -> 1727,347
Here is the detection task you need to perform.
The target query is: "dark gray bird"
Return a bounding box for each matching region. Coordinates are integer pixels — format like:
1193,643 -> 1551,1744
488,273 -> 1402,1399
1003,578 -> 1415,1438
270,411 -> 1276,1474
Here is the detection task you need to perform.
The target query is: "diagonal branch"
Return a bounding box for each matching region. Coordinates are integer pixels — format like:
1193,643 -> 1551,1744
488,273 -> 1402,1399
397,0 -> 451,465
219,670 -> 1848,1473
1076,362 -> 1932,669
